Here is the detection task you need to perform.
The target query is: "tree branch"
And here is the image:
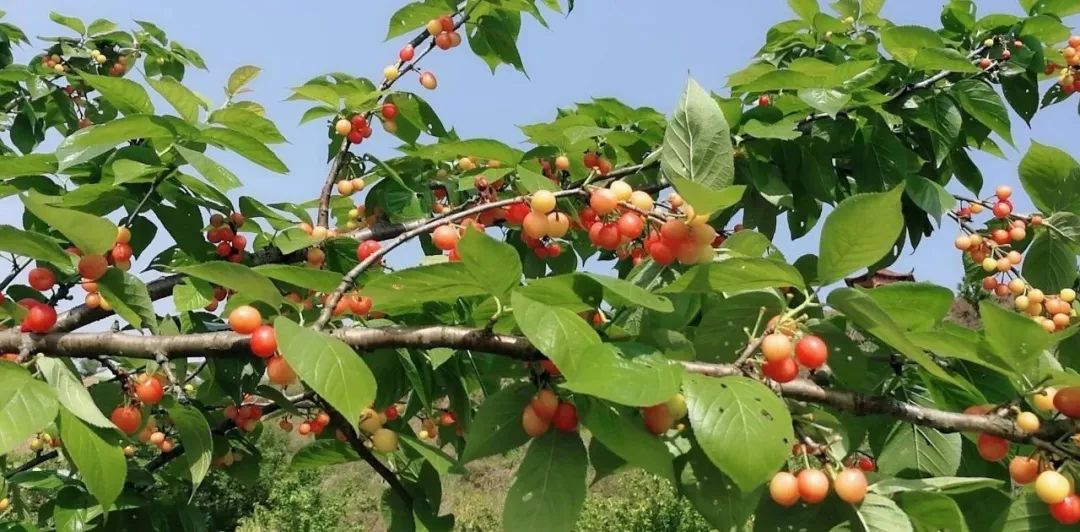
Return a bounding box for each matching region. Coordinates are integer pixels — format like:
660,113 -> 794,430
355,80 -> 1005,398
4,326 -> 1075,452
322,400 -> 413,506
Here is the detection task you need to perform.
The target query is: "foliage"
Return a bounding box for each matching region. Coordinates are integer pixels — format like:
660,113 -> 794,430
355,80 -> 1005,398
0,0 -> 1079,531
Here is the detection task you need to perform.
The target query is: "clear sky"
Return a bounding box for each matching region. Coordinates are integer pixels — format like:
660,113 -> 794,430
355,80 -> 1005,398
3,0 -> 1078,295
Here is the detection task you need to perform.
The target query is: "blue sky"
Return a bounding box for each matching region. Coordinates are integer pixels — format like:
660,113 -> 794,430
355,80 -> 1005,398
3,0 -> 1078,294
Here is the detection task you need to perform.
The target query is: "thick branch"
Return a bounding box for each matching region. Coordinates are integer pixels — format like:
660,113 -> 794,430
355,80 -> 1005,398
5,326 -> 1075,452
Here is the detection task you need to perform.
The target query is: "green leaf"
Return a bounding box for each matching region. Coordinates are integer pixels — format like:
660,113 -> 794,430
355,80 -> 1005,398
0,225 -> 73,266
997,487 -> 1077,531
743,117 -> 803,140
274,317 -> 377,431
253,264 -> 343,292
175,262 -> 283,306
172,280 -> 213,313
1023,231 -> 1078,292
37,358 -> 113,428
1019,141 -> 1080,215
468,12 -> 526,74
112,159 -> 164,185
661,257 -> 806,294
1002,73 -> 1039,125
787,0 -> 820,20
460,382 -> 534,464
847,493 -> 915,532
694,291 -> 785,362
21,193 -> 117,255
662,77 -> 735,191
198,127 -> 288,174
174,145 -> 242,192
290,439 -> 360,469
678,444 -> 761,531
0,154 -> 57,177
876,421 -> 962,478
1020,14 -> 1070,43
386,1 -> 454,39
78,71 -> 154,116
897,491 -> 970,532
146,76 -> 204,123
862,282 -> 954,332
735,70 -> 823,92
910,48 -> 981,73
881,25 -> 945,65
817,184 -> 905,284
55,115 -> 180,171
828,288 -> 960,385
904,175 -> 955,223
561,343 -> 683,407
684,374 -> 794,491
980,301 -> 1052,376
57,408 -> 124,509
581,398 -> 674,481
502,430 -> 587,532
49,12 -> 85,34
511,290 -> 602,378
289,84 -> 340,107
208,107 -> 286,144
0,362 -> 59,456
870,476 -> 1003,495
405,138 -> 523,167
910,93 -> 962,165
668,176 -> 745,214
797,88 -> 850,116
581,273 -> 672,312
365,262 -> 487,314
163,399 -> 214,493
952,79 -> 1013,146
457,227 -> 522,298
226,65 -> 261,97
96,268 -> 158,331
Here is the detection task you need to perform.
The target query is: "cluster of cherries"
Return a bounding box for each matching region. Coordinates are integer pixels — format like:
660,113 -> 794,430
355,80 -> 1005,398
354,406 -> 401,452
758,318 -> 829,384
1051,35 -> 1080,94
334,114 -> 375,145
521,388 -> 579,436
223,400 -> 268,433
107,372 -> 176,454
26,431 -> 63,453
206,212 -> 248,263
769,465 -> 868,506
383,14 -> 460,89
954,186 -> 1076,333
226,305 -> 296,387
967,387 -> 1080,524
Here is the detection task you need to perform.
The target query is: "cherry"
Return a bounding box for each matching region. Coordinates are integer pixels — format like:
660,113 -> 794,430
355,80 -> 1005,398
531,389 -> 559,420
522,212 -> 550,239
976,433 -> 1010,461
647,240 -> 676,265
506,203 -> 530,225
797,469 -> 830,503
834,468 -> 868,504
522,405 -> 551,437
763,357 -> 798,383
758,95 -> 771,106
769,472 -> 800,507
545,212 -> 570,238
425,19 -> 442,36
134,375 -> 164,405
1053,386 -> 1080,417
979,57 -> 993,69
357,239 -> 381,261
554,155 -> 570,171
266,355 -> 296,385
112,243 -> 133,262
1036,471 -> 1072,504
530,190 -> 557,214
995,185 -> 1013,200
250,325 -> 277,358
660,220 -> 690,243
28,267 -> 56,291
351,295 -> 373,316
419,71 -> 438,90
992,201 -> 1012,218
371,428 -> 399,453
642,404 -> 674,435
334,119 -> 351,136
111,405 -> 142,435
435,32 -> 452,50
438,14 -> 454,32
1050,494 -> 1080,525
794,335 -> 828,369
1008,456 -> 1040,485
381,103 -> 398,120
215,242 -> 233,258
399,44 -> 415,62
1016,411 -> 1040,433
596,158 -> 612,175
583,152 -> 600,169
22,303 -> 57,333
432,225 -> 459,251
551,402 -> 578,432
589,189 -> 619,215
540,359 -> 561,376
347,129 -> 364,144
589,222 -> 620,250
228,305 -> 263,335
761,333 -> 794,363
230,212 -> 245,226
857,455 -> 876,472
384,404 -> 400,421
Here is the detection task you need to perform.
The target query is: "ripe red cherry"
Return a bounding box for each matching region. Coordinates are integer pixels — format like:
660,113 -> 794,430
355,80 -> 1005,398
763,357 -> 798,383
432,225 -> 459,251
616,212 -> 644,238
1053,387 -> 1080,417
1050,494 -> 1080,525
135,376 -> 165,405
797,469 -> 829,503
642,404 -> 674,435
857,455 -> 875,472
112,243 -> 133,262
381,103 -> 398,120
531,389 -> 559,421
250,325 -> 277,358
647,240 -> 676,265
357,240 -> 381,261
551,402 -> 578,432
506,202 -> 530,225
111,405 -> 142,435
582,152 -> 600,169
438,14 -> 454,32
758,95 -> 771,106
993,201 -> 1012,219
215,242 -> 232,257
22,303 -> 57,333
976,433 -> 1010,461
347,129 -> 364,144
435,32 -> 453,50
540,359 -> 560,376
794,335 -> 828,369
399,44 -> 415,62
28,267 -> 56,291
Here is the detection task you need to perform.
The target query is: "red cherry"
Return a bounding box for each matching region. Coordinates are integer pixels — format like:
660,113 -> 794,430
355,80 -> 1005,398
381,103 -> 398,120
616,212 -> 644,239
384,404 -> 400,421
215,242 -> 232,257
232,234 -> 247,250
250,325 -> 277,358
794,335 -> 828,369
347,129 -> 364,144
763,357 -> 798,383
992,201 -> 1012,219
28,267 -> 56,291
357,240 -> 381,261
111,243 -> 133,262
506,202 -> 530,225
23,304 -> 57,333
647,240 -> 676,265
1051,494 -> 1080,525
134,376 -> 165,405
111,406 -> 142,435
758,95 -> 771,106
399,44 -> 415,62
582,152 -> 600,169
976,433 -> 1010,461
551,402 -> 578,432
857,456 -> 875,472
438,14 -> 454,32
1053,387 -> 1080,418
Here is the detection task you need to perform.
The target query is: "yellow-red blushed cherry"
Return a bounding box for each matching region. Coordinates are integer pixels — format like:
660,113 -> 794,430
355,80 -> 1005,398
1036,470 -> 1071,504
589,188 -> 619,215
522,405 -> 550,437
530,190 -> 556,214
761,333 -> 793,363
769,472 -> 800,507
1008,456 -> 1040,485
266,355 -> 296,385
797,469 -> 829,503
399,44 -> 415,61
419,71 -> 437,90
111,405 -> 142,435
976,433 -> 1010,461
531,389 -> 559,420
834,468 -> 868,504
228,305 -> 263,335
432,225 -> 459,251
134,376 -> 164,405
641,404 -> 674,435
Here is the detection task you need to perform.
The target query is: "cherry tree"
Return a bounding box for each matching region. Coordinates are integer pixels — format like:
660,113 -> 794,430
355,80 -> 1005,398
1,0 -> 1080,529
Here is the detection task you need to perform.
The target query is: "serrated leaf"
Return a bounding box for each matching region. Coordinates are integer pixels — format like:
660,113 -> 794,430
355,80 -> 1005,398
208,107 -> 286,144
0,362 -> 59,456
163,398 -> 213,493
174,145 -> 242,191
290,439 -> 360,469
78,71 -> 153,116
55,115 -> 181,171
198,127 -> 288,173
21,193 -> 117,255
561,343 -> 683,407
175,262 -> 283,306
37,358 -> 113,428
511,290 -> 602,378
96,268 -> 158,332
660,257 -> 806,294
57,407 -> 124,509
952,79 -> 1013,146
460,382 -> 533,464
274,317 -> 377,431
146,76 -> 203,123
581,398 -> 674,480
226,65 -> 260,97
253,264 -> 343,292
662,77 -> 735,190
457,227 -> 522,298
818,184 -> 905,284
1018,141 -> 1080,215
365,262 -> 487,315
0,225 -> 73,266
49,12 -> 85,34
0,154 -> 57,177
502,430 -> 587,532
